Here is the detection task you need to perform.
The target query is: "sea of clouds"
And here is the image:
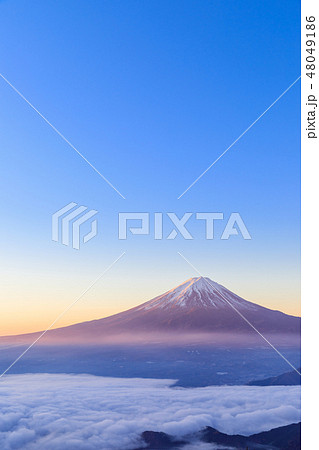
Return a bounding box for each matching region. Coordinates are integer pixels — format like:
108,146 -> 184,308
0,374 -> 300,450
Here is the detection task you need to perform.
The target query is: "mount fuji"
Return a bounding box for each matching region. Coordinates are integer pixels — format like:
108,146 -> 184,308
2,277 -> 301,346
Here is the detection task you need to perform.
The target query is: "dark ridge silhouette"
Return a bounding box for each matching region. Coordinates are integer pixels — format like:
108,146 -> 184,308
135,431 -> 186,449
248,368 -> 301,386
136,422 -> 301,449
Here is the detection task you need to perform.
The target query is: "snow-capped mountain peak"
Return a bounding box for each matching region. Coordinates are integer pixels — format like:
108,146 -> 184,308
137,277 -> 258,311
1,276 -> 300,345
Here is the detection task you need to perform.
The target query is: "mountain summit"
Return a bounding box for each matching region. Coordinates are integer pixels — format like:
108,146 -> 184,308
2,277 -> 301,345
136,277 -> 260,312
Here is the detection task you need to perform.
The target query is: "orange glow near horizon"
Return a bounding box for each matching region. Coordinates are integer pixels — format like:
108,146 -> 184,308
1,276 -> 301,336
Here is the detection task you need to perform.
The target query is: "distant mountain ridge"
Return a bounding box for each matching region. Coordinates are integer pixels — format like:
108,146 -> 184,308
248,368 -> 301,386
1,277 -> 301,345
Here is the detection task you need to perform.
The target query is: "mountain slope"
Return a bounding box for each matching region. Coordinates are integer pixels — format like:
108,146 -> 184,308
1,277 -> 301,345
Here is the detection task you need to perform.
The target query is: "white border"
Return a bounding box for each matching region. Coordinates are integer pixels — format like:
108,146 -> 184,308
301,0 -> 319,447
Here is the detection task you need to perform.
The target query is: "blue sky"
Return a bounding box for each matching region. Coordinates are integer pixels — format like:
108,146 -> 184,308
0,0 -> 300,333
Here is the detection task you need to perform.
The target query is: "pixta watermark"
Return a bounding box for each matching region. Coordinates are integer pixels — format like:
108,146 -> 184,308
52,202 -> 98,250
118,212 -> 251,240
52,205 -> 251,249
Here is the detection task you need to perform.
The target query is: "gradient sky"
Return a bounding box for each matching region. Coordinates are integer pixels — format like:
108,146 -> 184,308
0,0 -> 300,335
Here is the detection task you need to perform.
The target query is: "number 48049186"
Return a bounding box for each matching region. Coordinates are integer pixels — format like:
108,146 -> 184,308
306,16 -> 316,79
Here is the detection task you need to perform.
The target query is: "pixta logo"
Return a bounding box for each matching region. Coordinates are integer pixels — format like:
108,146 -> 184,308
52,202 -> 98,249
118,212 -> 251,240
52,206 -> 251,250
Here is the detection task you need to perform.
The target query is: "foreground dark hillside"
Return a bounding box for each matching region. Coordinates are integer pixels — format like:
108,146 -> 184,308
135,422 -> 301,449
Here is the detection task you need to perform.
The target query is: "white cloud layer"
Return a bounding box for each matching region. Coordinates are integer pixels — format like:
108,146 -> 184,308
0,374 -> 300,450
